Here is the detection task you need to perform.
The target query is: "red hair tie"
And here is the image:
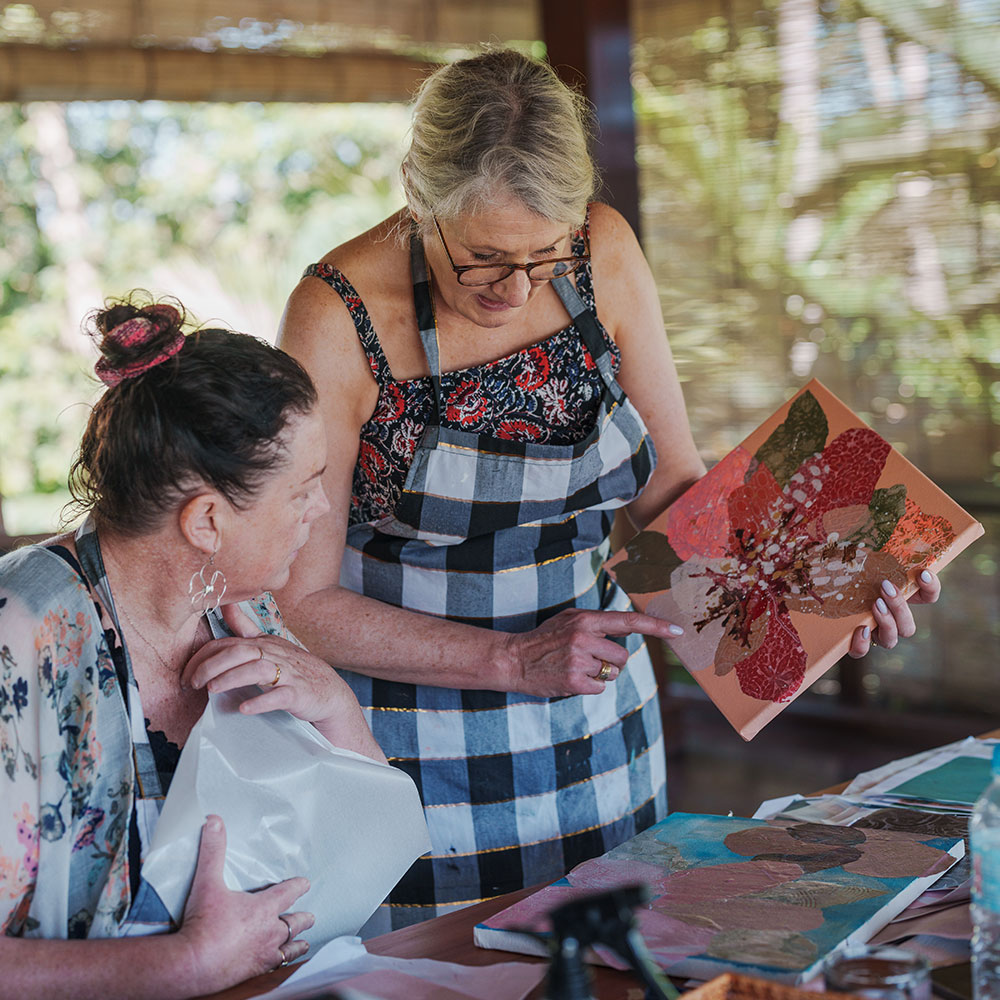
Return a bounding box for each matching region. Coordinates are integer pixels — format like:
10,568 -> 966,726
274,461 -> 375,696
95,306 -> 185,387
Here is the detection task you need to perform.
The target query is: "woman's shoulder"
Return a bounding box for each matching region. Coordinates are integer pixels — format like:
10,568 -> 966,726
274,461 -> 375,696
584,201 -> 653,321
284,209 -> 411,335
0,539 -> 91,613
0,539 -> 112,703
586,202 -> 643,261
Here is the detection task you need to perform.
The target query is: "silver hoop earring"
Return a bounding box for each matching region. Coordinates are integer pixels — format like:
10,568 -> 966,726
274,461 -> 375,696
188,553 -> 228,613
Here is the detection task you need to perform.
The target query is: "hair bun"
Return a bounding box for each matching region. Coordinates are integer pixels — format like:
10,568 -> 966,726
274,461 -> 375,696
94,302 -> 186,387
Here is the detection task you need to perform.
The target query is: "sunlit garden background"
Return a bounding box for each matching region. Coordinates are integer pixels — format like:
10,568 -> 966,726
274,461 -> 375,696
1,0 -> 997,722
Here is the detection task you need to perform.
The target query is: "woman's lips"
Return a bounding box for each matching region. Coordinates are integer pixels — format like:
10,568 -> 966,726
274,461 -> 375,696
476,294 -> 511,312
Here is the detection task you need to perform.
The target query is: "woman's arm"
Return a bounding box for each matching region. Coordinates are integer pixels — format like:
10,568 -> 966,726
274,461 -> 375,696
587,203 -> 940,648
273,266 -> 683,697
586,201 -> 707,530
0,817 -> 310,1000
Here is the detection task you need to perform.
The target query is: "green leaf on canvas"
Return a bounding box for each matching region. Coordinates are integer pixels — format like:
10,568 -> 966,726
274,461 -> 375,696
754,390 -> 829,488
612,531 -> 683,594
865,483 -> 907,550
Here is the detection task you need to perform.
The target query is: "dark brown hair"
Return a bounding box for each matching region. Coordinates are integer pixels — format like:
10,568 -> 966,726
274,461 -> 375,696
67,292 -> 318,536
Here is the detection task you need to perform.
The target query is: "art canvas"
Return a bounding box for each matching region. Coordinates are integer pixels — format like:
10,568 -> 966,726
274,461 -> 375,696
769,796 -> 972,894
473,813 -> 964,985
606,380 -> 984,740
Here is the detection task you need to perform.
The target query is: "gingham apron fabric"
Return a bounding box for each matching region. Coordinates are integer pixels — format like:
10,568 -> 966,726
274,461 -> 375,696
334,232 -> 667,933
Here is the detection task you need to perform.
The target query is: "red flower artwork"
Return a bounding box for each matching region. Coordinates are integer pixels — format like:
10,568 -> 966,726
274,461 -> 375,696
612,390 -> 956,705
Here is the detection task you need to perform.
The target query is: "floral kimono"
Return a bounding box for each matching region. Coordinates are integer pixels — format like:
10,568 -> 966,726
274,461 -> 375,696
0,527 -> 289,939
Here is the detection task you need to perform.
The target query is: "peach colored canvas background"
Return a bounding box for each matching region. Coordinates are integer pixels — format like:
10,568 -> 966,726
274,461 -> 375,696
608,379 -> 984,739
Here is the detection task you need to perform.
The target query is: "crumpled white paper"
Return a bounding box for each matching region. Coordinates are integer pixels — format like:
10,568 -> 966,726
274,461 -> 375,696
258,935 -> 548,1000
141,686 -> 430,950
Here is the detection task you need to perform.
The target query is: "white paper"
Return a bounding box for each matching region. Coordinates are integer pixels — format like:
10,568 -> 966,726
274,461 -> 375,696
141,687 -> 431,950
752,793 -> 803,818
259,935 -> 547,1000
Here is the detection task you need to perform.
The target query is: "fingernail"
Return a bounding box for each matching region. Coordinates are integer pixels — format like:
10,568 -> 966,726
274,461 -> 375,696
920,570 -> 933,584
207,816 -> 222,832
875,598 -> 888,615
668,625 -> 684,636
881,580 -> 897,598
862,626 -> 870,640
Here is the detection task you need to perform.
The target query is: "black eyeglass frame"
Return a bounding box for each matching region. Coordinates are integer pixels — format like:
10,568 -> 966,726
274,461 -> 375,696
432,216 -> 591,286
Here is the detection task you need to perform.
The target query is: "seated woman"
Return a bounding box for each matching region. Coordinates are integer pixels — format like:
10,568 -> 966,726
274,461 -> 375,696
0,294 -> 385,998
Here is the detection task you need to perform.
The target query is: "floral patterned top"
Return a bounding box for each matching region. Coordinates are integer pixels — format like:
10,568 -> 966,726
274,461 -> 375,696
0,539 -> 290,940
304,223 -> 621,526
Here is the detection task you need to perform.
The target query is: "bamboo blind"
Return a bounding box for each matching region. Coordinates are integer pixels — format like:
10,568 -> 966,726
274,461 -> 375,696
0,0 -> 540,102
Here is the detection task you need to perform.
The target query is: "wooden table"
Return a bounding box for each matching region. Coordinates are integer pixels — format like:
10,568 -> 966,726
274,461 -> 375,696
204,731 -> 1000,1000
203,883 -> 639,999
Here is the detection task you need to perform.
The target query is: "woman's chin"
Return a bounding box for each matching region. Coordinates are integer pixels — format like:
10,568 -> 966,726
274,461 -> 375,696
258,566 -> 292,596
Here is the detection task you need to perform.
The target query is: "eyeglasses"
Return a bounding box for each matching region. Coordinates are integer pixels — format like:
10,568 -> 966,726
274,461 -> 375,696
433,216 -> 590,286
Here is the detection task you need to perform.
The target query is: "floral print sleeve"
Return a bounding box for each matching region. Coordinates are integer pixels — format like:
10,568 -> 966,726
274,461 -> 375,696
0,546 -> 133,939
242,592 -> 303,647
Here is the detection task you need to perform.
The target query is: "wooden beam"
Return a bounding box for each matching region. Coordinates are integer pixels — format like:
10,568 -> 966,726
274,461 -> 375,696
541,0 -> 642,241
0,44 -> 435,102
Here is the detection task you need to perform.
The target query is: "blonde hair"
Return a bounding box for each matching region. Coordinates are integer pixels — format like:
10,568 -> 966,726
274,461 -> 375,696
402,48 -> 598,230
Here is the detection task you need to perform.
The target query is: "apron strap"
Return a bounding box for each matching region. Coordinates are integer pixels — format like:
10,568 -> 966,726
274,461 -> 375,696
410,228 -> 445,425
410,228 -> 617,421
74,519 -> 165,801
551,274 -> 617,386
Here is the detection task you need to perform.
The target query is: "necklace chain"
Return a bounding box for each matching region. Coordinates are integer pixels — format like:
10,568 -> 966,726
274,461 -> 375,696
115,599 -> 198,674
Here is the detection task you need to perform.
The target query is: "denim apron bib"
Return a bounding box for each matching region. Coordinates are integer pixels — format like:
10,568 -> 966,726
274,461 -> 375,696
337,232 -> 667,932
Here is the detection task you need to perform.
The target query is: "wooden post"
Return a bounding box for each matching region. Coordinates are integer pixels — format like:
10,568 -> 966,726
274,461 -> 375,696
540,0 -> 642,242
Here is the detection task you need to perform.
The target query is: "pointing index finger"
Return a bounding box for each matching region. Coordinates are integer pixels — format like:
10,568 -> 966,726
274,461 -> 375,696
596,611 -> 684,639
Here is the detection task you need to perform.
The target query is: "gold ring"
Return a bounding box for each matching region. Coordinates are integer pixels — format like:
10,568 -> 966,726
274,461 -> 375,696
596,661 -> 613,682
270,663 -> 281,687
277,945 -> 289,968
258,647 -> 265,660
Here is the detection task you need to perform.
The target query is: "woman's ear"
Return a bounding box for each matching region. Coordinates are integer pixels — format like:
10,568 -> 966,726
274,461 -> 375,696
179,493 -> 223,556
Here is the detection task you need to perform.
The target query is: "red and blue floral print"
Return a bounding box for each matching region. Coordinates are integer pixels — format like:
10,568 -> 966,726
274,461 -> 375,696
306,228 -> 618,526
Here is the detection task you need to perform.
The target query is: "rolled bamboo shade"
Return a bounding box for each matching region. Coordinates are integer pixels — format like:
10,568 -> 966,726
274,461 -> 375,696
0,0 -> 540,102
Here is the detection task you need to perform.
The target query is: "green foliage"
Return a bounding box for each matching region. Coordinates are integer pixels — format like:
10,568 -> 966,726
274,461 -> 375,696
0,100 -> 408,533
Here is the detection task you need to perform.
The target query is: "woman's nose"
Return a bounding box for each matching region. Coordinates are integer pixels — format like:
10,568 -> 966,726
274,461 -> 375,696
491,269 -> 531,306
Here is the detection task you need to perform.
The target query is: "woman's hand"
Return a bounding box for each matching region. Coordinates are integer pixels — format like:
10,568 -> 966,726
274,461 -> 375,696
178,815 -> 312,995
182,604 -> 355,724
848,570 -> 941,658
502,608 -> 684,698
182,604 -> 386,761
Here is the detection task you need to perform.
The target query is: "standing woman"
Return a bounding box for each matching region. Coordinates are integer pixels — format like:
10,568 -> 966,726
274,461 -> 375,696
276,48 -> 936,931
0,295 -> 386,998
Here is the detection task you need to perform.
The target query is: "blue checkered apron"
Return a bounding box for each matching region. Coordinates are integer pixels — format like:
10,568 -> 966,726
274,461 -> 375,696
340,232 -> 667,933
